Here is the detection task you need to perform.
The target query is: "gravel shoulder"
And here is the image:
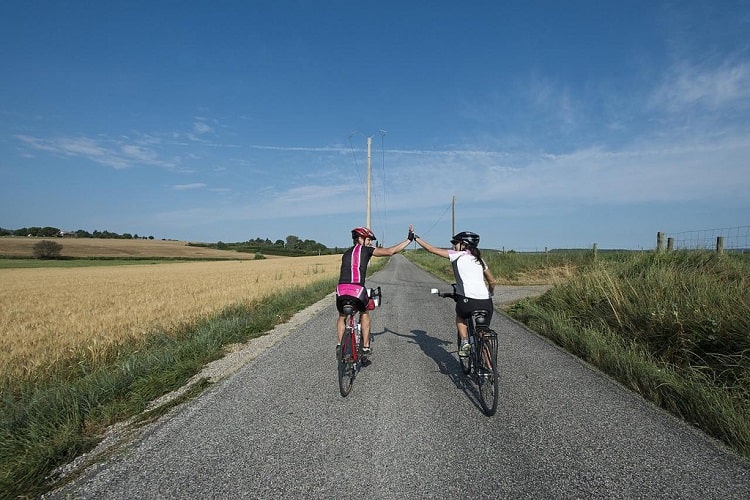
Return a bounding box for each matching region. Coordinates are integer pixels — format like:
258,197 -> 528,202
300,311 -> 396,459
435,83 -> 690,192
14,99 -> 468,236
493,284 -> 553,309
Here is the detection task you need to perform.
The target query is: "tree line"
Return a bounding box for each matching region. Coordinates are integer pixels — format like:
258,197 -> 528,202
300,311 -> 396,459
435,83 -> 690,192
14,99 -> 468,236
0,226 -> 155,240
2,226 -> 340,257
192,235 -> 339,257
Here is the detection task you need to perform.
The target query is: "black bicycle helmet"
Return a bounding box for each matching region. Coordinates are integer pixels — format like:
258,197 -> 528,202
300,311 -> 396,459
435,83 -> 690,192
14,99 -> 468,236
451,231 -> 480,248
351,226 -> 376,240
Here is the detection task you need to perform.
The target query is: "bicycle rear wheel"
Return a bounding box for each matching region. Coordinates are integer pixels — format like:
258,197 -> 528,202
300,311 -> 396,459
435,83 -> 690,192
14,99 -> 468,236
477,335 -> 499,416
457,332 -> 471,374
338,330 -> 356,397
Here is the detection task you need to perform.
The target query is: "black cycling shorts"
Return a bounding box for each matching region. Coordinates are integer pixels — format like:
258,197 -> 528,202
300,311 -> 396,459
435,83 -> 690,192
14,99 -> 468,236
455,296 -> 494,324
336,295 -> 367,314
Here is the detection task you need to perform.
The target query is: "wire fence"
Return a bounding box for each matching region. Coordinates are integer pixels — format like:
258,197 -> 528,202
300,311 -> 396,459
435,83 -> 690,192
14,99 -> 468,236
663,226 -> 750,252
496,226 -> 750,254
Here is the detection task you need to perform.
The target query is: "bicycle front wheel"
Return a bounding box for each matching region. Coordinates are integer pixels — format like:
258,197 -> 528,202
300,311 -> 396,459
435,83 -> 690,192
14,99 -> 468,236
338,331 -> 355,397
477,337 -> 499,416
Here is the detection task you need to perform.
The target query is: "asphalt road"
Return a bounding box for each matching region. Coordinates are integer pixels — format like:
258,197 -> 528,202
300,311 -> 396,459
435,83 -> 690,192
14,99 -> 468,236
48,255 -> 750,498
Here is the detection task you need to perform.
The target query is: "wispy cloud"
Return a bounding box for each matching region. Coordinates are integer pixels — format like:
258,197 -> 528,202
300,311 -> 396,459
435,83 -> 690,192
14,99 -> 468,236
14,134 -> 175,169
186,118 -> 215,142
650,60 -> 750,112
172,183 -> 207,191
193,121 -> 212,135
249,144 -> 346,153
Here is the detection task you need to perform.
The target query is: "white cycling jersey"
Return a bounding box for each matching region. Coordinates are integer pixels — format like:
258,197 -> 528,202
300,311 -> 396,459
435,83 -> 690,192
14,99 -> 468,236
448,250 -> 490,300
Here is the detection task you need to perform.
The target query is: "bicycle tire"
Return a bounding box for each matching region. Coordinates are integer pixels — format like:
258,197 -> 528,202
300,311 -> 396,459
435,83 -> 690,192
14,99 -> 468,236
338,329 -> 355,397
457,332 -> 472,374
477,337 -> 499,416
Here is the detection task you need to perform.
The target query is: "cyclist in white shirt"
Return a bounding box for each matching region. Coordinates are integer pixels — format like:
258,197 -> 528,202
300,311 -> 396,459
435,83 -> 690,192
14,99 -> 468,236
413,231 -> 496,357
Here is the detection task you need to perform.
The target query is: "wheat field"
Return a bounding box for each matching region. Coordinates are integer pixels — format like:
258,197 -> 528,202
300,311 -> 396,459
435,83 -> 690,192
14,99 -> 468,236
0,236 -> 260,259
1,255 -> 341,381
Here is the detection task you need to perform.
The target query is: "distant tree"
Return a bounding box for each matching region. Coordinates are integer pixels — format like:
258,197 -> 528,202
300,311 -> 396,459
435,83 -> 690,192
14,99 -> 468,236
122,233 -> 133,239
0,227 -> 10,236
274,239 -> 285,246
75,229 -> 92,238
32,240 -> 63,259
216,241 -> 228,250
301,239 -> 327,252
148,235 -> 154,240
41,226 -> 61,237
286,235 -> 300,249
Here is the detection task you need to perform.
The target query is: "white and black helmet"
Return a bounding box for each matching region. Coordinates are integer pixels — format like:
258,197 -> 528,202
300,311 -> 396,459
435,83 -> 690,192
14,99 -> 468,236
451,231 -> 480,248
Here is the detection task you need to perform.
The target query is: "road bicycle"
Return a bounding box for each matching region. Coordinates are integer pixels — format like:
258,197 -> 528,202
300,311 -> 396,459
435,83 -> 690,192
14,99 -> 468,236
337,286 -> 381,397
432,285 -> 499,416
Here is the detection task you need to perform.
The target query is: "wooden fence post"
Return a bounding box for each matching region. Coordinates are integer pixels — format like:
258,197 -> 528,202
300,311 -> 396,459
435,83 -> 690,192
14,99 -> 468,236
717,236 -> 724,254
667,238 -> 674,251
657,232 -> 665,252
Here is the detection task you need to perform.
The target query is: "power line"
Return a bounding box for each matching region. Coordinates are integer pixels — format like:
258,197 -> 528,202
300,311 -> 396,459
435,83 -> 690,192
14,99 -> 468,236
422,201 -> 454,239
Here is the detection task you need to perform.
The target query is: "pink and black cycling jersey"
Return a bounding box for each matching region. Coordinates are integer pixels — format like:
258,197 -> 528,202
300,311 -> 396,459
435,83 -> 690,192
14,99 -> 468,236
338,244 -> 375,286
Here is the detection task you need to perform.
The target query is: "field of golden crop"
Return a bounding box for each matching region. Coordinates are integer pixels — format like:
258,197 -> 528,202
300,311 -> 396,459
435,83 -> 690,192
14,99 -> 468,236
0,236 -> 260,259
1,255 -> 341,382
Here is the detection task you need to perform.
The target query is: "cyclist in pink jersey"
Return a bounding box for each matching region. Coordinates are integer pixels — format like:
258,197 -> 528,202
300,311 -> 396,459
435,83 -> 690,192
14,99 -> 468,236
336,225 -> 414,357
413,230 -> 496,358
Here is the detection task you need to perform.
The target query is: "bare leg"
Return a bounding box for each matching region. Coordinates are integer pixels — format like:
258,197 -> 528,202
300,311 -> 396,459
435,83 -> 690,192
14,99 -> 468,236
456,315 -> 468,342
360,311 -> 371,347
337,314 -> 346,343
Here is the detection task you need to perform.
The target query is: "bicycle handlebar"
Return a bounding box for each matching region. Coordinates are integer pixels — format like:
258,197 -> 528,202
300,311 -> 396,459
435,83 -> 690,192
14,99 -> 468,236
431,285 -> 458,301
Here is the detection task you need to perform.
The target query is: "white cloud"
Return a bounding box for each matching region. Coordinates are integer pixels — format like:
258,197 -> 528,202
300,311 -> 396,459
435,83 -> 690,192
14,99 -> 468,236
14,134 -> 175,169
193,121 -> 212,135
172,183 -> 207,191
650,60 -> 750,112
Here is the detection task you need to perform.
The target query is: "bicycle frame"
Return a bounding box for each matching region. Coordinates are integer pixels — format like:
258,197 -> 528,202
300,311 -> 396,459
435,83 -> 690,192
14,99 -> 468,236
432,286 -> 499,416
337,287 -> 381,397
342,304 -> 362,363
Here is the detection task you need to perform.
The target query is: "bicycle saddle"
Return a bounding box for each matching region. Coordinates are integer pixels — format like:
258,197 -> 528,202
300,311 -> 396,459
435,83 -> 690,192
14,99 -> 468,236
473,310 -> 489,325
341,299 -> 358,316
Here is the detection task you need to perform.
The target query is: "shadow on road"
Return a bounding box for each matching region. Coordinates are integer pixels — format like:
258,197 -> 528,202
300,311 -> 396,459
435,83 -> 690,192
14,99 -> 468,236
387,327 -> 484,414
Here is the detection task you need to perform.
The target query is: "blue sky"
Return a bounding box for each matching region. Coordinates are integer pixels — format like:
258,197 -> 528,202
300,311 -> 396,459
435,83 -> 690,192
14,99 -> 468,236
2,1 -> 748,250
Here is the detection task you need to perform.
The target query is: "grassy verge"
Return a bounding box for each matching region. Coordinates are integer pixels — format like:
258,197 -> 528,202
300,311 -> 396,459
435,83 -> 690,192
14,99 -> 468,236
0,276 -> 338,498
405,249 -> 750,458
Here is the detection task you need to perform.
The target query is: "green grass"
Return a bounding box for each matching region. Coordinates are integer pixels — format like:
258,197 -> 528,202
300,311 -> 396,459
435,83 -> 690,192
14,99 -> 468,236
405,247 -> 608,284
0,276 -> 338,498
406,249 -> 750,458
